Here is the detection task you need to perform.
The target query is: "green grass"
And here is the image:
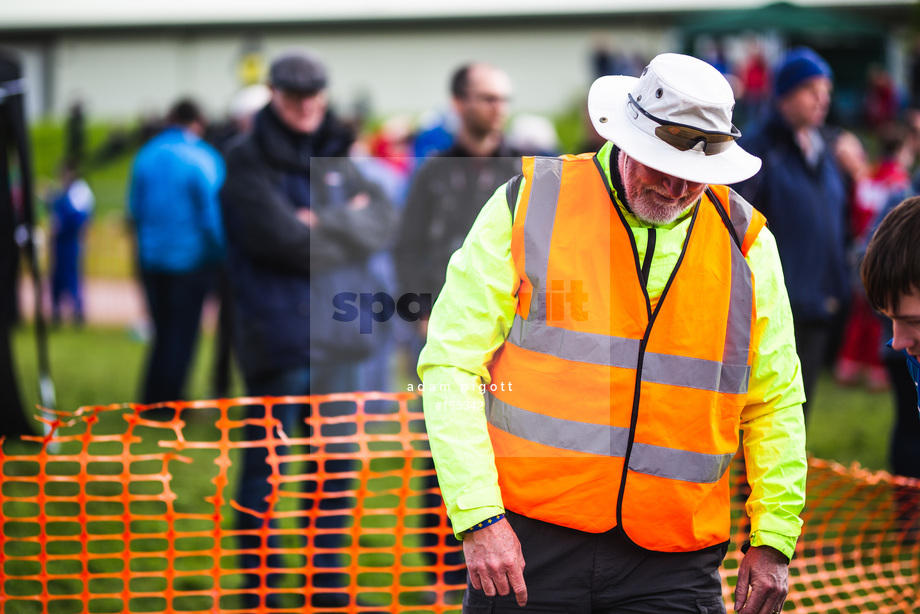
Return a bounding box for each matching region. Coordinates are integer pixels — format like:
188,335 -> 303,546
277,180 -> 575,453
11,324 -> 243,428
31,120 -> 138,217
807,375 -> 896,471
31,121 -> 140,280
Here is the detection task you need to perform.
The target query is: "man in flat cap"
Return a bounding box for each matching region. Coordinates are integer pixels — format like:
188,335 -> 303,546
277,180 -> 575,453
221,48 -> 397,607
422,53 -> 806,614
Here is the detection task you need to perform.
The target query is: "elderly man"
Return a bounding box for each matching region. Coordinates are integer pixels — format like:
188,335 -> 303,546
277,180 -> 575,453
221,48 -> 396,608
421,53 -> 806,614
221,48 -> 396,411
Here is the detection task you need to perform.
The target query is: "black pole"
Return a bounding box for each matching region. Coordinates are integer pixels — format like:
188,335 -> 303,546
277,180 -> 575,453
0,104 -> 34,439
0,50 -> 56,416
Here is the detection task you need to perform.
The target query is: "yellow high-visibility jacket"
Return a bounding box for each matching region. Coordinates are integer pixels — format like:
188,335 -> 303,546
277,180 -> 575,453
419,141 -> 806,558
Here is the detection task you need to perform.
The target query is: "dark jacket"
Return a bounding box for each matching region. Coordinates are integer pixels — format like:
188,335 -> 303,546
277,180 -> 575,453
735,109 -> 849,322
395,141 -> 522,308
221,104 -> 397,379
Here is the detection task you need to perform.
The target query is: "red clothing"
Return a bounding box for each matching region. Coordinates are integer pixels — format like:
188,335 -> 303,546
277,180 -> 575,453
837,158 -> 909,382
851,159 -> 909,242
741,54 -> 769,101
865,76 -> 899,129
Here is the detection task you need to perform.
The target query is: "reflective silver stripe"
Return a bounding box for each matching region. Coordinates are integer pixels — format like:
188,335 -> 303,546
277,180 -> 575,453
723,189 -> 757,378
508,315 -> 749,394
508,316 -> 639,369
486,394 -> 630,457
721,245 -> 754,377
486,395 -> 733,484
727,188 -> 754,247
629,440 -> 734,484
522,157 -> 563,322
641,351 -> 750,395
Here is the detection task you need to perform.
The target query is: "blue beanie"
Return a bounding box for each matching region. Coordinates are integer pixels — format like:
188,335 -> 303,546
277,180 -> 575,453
774,47 -> 832,98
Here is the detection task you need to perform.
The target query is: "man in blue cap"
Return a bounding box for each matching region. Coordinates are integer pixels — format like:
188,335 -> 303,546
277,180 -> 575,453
736,47 -> 850,421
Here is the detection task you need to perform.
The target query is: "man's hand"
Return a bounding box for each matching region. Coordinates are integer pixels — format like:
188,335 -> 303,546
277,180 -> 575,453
733,545 -> 789,613
463,518 -> 528,606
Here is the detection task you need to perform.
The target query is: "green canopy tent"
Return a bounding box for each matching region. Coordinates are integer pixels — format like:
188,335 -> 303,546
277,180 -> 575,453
678,1 -> 888,127
680,1 -> 885,40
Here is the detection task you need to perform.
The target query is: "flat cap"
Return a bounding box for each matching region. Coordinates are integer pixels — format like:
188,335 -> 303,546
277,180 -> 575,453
269,49 -> 327,94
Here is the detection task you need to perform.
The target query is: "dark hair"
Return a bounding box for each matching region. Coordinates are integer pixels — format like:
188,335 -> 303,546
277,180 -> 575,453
450,64 -> 473,99
167,98 -> 204,127
861,195 -> 920,313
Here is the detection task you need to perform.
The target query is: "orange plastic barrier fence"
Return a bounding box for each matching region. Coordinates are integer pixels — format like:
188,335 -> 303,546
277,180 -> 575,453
722,457 -> 919,612
1,394 -> 918,613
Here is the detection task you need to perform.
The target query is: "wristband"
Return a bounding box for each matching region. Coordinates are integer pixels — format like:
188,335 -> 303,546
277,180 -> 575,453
465,514 -> 505,533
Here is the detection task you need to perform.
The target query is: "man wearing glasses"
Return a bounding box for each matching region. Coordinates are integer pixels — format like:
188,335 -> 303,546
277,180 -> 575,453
421,53 -> 806,614
395,63 -> 522,353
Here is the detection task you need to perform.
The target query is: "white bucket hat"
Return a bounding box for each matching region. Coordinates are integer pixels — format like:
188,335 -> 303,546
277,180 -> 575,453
588,53 -> 761,185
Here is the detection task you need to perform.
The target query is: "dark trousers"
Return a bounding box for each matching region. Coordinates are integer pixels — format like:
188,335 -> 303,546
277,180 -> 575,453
140,268 -> 212,404
463,511 -> 727,614
234,363 -> 358,607
793,317 -> 831,423
211,268 -> 234,398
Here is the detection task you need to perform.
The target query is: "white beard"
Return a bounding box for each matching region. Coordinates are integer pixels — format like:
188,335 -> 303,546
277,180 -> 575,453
628,192 -> 694,225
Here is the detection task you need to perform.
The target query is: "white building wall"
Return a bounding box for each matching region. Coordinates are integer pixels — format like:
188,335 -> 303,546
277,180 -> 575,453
52,33 -> 242,120
34,23 -> 671,122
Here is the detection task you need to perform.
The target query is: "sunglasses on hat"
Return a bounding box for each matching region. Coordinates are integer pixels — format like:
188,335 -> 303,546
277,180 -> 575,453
627,94 -> 740,155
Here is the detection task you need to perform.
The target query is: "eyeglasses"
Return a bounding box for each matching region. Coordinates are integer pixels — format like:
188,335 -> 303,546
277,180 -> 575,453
628,94 -> 740,155
464,92 -> 510,106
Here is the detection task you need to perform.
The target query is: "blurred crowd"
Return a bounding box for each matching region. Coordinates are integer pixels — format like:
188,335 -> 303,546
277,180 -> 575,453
2,38 -> 919,609
7,43 -> 920,475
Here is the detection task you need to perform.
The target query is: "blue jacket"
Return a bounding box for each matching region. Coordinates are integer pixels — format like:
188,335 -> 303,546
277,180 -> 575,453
128,126 -> 226,272
50,178 -> 93,280
51,178 -> 93,250
220,105 -> 397,380
736,109 -> 850,322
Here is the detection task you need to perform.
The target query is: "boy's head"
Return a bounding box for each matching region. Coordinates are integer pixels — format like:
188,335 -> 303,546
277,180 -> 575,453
861,196 -> 920,358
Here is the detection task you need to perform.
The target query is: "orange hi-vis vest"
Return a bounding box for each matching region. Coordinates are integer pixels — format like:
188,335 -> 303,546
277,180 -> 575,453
485,154 -> 767,552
